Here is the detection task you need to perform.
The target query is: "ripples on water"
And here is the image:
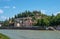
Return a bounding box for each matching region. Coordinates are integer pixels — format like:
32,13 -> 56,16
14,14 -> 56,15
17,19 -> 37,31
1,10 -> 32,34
0,30 -> 60,39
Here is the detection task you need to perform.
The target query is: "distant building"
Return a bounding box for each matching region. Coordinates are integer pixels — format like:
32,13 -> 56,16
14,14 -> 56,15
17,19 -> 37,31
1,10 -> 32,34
0,22 -> 3,27
8,20 -> 14,28
14,17 -> 33,27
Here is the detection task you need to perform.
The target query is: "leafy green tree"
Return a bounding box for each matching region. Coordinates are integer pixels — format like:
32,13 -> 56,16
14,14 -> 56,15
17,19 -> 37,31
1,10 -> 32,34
3,20 -> 9,26
35,18 -> 49,27
55,13 -> 60,25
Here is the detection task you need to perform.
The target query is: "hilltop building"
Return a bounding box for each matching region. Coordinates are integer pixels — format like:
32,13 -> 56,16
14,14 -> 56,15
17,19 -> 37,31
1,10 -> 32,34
14,17 -> 33,27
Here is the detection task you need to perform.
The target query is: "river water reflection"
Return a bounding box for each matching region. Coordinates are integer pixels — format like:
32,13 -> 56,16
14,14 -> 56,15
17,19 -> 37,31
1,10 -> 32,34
0,30 -> 60,39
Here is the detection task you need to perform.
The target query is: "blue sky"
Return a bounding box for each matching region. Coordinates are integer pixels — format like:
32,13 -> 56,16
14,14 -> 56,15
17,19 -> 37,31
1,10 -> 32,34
0,0 -> 60,21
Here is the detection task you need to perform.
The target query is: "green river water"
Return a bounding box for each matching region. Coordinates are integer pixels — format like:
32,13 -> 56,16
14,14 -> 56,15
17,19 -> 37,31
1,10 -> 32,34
0,30 -> 60,39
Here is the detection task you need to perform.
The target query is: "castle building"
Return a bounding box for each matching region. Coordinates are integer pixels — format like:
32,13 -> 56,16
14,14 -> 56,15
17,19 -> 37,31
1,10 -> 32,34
14,17 -> 33,27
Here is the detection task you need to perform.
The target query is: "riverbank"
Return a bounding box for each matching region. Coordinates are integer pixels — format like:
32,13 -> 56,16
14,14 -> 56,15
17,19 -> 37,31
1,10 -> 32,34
0,26 -> 45,30
0,33 -> 10,39
0,26 -> 59,30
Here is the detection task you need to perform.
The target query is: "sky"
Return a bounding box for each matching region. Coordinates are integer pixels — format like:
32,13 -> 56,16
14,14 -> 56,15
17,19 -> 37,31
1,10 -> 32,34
0,0 -> 60,21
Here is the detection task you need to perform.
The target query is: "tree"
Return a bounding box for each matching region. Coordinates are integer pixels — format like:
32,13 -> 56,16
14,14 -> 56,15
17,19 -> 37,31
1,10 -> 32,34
3,20 -> 9,26
49,14 -> 55,26
55,13 -> 60,25
35,18 -> 49,27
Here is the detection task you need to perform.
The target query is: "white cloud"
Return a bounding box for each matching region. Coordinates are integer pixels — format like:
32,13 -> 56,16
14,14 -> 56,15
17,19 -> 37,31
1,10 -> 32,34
0,9 -> 4,14
4,6 -> 10,8
3,6 -> 16,9
0,16 -> 9,20
13,6 -> 16,9
54,11 -> 60,15
41,10 -> 46,14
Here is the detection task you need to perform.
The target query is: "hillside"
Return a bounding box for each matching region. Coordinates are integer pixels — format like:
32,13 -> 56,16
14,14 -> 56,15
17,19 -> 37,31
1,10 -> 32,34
2,10 -> 60,28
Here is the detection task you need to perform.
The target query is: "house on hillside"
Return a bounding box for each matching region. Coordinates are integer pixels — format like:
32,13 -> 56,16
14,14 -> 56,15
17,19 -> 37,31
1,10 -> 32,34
14,17 -> 33,27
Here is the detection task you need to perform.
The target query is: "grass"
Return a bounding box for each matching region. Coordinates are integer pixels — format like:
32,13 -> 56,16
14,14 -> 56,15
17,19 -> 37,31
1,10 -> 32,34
0,33 -> 10,39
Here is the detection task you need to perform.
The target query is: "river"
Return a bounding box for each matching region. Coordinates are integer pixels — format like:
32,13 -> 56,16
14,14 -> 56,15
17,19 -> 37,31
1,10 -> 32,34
0,30 -> 60,39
